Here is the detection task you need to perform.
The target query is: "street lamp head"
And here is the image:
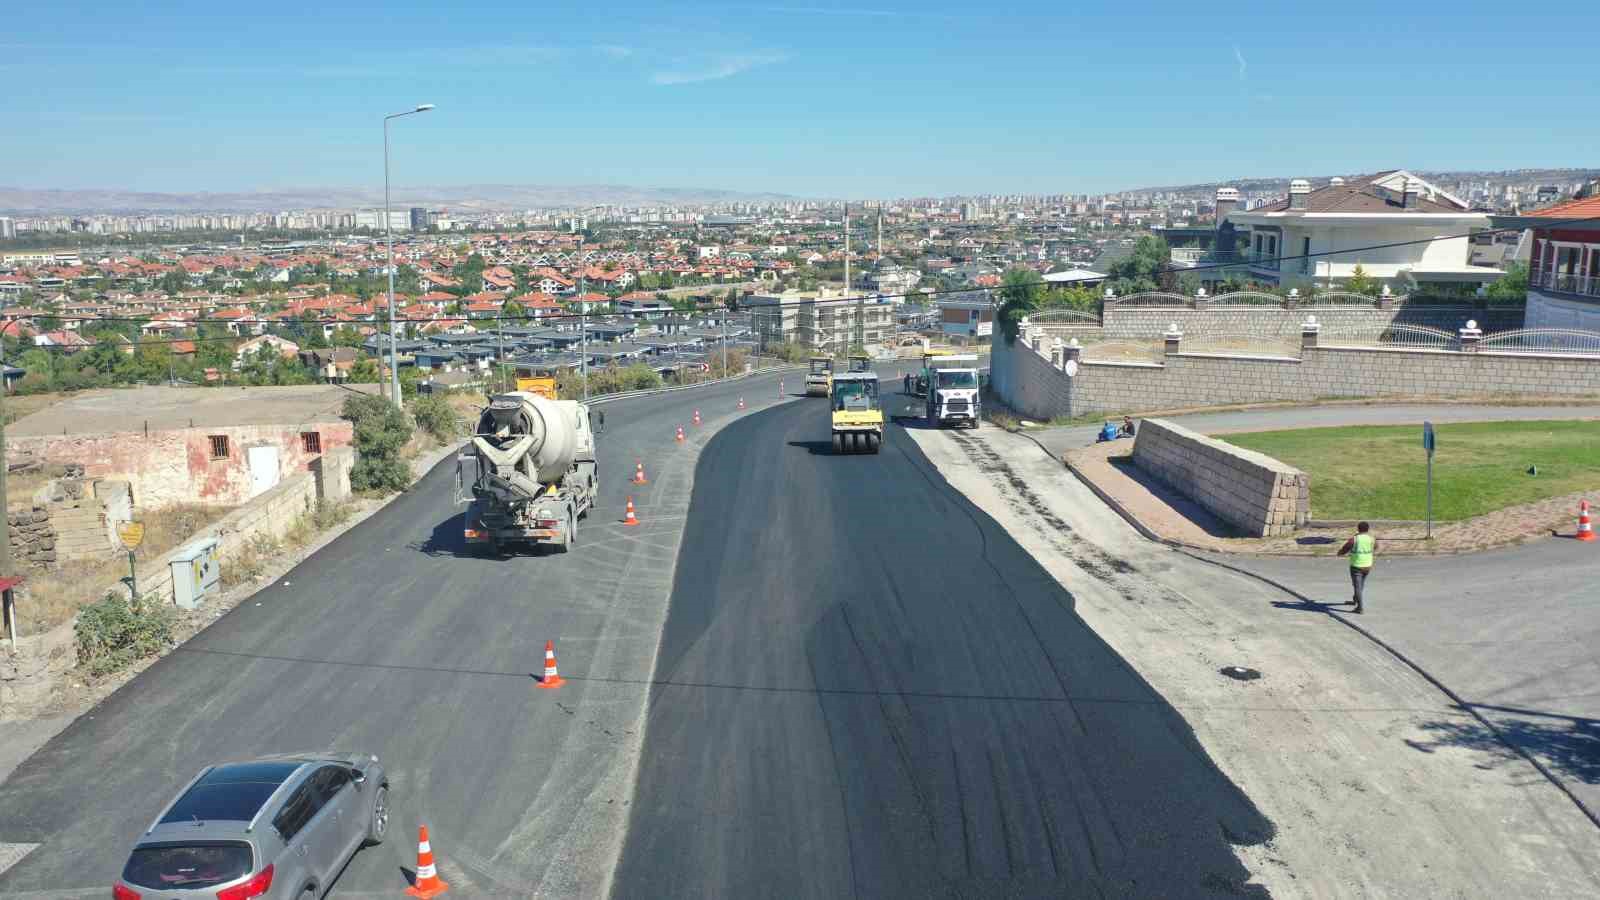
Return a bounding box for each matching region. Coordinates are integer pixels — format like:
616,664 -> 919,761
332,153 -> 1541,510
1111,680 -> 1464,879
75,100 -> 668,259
415,104 -> 436,112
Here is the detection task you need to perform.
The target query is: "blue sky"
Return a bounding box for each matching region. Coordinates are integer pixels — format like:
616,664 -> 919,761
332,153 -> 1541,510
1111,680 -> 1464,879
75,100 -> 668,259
5,1 -> 1597,197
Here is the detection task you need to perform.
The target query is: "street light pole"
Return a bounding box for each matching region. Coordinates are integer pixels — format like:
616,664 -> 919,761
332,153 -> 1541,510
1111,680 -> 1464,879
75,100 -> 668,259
383,103 -> 435,408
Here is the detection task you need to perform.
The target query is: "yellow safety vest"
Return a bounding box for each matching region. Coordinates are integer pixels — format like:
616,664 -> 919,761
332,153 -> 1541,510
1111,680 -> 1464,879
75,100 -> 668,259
1350,533 -> 1375,569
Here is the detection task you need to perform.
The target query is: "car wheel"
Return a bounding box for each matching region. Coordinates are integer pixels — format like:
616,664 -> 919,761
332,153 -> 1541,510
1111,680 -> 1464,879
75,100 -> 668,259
364,784 -> 389,846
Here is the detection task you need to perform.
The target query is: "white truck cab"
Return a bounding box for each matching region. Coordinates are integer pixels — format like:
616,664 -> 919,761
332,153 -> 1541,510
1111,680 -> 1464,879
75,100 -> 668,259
924,355 -> 980,428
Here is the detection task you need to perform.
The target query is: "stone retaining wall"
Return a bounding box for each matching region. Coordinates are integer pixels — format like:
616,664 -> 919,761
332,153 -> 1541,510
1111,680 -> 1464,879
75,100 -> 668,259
1132,418 -> 1309,537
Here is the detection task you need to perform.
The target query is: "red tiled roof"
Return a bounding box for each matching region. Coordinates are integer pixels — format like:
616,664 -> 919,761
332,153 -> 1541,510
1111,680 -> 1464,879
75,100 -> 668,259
1522,194 -> 1600,220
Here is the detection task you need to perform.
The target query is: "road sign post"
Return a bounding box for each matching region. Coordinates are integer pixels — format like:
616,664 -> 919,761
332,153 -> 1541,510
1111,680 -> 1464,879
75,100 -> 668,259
1422,422 -> 1436,540
118,521 -> 145,600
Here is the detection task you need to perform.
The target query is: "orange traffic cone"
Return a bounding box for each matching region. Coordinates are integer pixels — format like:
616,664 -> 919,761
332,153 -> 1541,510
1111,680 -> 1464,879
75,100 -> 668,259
537,639 -> 565,688
692,409 -> 702,426
632,460 -> 648,484
405,825 -> 449,898
622,496 -> 640,526
1578,500 -> 1596,542
675,425 -> 685,443
737,397 -> 746,410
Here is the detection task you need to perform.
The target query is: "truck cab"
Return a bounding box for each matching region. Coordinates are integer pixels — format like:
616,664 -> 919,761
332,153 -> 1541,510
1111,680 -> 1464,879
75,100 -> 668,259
830,371 -> 883,454
805,356 -> 834,397
923,354 -> 981,428
846,354 -> 872,374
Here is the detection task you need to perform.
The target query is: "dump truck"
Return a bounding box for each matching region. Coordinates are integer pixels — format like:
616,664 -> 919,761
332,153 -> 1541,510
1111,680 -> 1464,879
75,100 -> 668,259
805,356 -> 834,397
512,363 -> 560,400
458,391 -> 598,554
922,353 -> 981,428
830,371 -> 883,454
912,347 -> 957,397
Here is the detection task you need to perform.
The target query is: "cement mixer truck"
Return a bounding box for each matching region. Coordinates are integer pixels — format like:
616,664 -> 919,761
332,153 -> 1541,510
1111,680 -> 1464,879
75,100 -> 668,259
458,391 -> 598,554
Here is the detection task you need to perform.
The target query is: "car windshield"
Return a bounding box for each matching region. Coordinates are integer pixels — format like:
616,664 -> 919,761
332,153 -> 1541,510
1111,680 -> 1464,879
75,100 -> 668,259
937,371 -> 977,389
123,843 -> 252,890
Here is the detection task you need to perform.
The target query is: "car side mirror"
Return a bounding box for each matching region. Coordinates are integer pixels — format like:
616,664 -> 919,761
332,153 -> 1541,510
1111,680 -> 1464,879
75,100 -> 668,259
351,768 -> 366,785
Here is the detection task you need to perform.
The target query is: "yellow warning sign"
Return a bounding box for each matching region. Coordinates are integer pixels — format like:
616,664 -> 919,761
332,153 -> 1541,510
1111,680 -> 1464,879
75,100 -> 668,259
117,521 -> 145,550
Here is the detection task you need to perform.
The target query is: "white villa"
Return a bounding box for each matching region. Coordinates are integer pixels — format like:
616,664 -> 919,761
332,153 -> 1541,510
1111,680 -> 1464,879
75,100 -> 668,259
1217,171 -> 1502,293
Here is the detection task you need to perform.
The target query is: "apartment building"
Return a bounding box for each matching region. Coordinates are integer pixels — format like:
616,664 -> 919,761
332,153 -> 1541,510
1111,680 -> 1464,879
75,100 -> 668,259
747,289 -> 894,351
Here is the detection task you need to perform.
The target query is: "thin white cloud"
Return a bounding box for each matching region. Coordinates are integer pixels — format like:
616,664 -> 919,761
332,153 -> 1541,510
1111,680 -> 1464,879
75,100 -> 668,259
1233,45 -> 1247,81
596,44 -> 634,59
757,6 -> 902,15
652,52 -> 786,85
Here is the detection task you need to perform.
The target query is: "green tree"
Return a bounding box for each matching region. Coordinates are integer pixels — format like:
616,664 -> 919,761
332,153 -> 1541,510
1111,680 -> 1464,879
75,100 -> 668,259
157,269 -> 190,295
1484,262 -> 1528,304
1106,234 -> 1173,294
1345,263 -> 1380,298
341,394 -> 414,492
996,267 -> 1045,344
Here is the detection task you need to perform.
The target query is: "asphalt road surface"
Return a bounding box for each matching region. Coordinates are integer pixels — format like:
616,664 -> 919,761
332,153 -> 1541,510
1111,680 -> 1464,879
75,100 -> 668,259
611,387 -> 1275,898
0,369 -> 797,899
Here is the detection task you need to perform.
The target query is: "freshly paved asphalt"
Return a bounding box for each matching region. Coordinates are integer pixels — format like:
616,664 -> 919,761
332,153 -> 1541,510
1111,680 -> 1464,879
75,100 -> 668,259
611,387 -> 1274,898
0,369 -> 798,898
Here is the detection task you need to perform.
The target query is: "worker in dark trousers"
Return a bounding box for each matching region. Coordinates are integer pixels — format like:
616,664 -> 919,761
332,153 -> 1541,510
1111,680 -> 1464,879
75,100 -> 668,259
903,372 -> 912,395
1337,521 -> 1376,614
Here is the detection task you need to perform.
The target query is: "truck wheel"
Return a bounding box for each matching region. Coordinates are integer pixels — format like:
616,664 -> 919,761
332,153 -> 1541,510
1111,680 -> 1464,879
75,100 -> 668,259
832,433 -> 843,454
557,515 -> 574,553
867,433 -> 880,453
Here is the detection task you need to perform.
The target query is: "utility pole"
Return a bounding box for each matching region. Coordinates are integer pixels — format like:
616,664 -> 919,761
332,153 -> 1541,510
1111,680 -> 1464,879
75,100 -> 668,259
0,339 -> 13,583
382,103 -> 435,409
579,276 -> 588,403
843,204 -> 851,355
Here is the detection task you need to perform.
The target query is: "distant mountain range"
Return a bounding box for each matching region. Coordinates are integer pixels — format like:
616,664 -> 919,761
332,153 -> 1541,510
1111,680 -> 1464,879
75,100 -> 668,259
0,184 -> 808,214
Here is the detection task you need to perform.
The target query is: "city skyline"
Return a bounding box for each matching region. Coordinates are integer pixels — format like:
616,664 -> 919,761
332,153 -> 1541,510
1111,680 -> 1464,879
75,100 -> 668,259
7,1 -> 1599,198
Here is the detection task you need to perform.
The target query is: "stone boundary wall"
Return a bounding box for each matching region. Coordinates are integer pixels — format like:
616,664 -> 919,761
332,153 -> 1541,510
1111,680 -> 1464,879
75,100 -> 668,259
5,505 -> 57,571
1132,418 -> 1309,537
1101,303 -> 1523,341
126,471 -> 318,608
991,327 -> 1600,420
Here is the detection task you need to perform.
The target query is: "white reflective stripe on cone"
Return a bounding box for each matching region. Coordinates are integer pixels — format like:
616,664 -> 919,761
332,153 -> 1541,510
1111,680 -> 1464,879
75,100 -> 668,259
417,864 -> 437,878
419,841 -> 431,853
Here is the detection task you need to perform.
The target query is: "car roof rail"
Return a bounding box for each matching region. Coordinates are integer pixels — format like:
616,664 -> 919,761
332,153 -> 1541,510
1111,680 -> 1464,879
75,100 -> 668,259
147,766 -> 214,835
244,762 -> 311,834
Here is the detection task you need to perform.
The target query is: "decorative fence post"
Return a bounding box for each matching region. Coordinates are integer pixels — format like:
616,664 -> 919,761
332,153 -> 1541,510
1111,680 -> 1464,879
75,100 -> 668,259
1063,337 -> 1083,367
1163,323 -> 1183,356
1377,284 -> 1392,310
1284,288 -> 1299,310
1192,287 -> 1205,310
1051,337 -> 1065,369
1301,314 -> 1321,351
1459,319 -> 1483,352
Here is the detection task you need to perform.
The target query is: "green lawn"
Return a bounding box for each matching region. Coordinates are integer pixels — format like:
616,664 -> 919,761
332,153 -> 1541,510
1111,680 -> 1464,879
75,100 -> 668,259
1223,420 -> 1600,521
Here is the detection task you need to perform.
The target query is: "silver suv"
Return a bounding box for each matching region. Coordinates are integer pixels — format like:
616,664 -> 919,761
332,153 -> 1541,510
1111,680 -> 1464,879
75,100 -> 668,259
113,753 -> 389,900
